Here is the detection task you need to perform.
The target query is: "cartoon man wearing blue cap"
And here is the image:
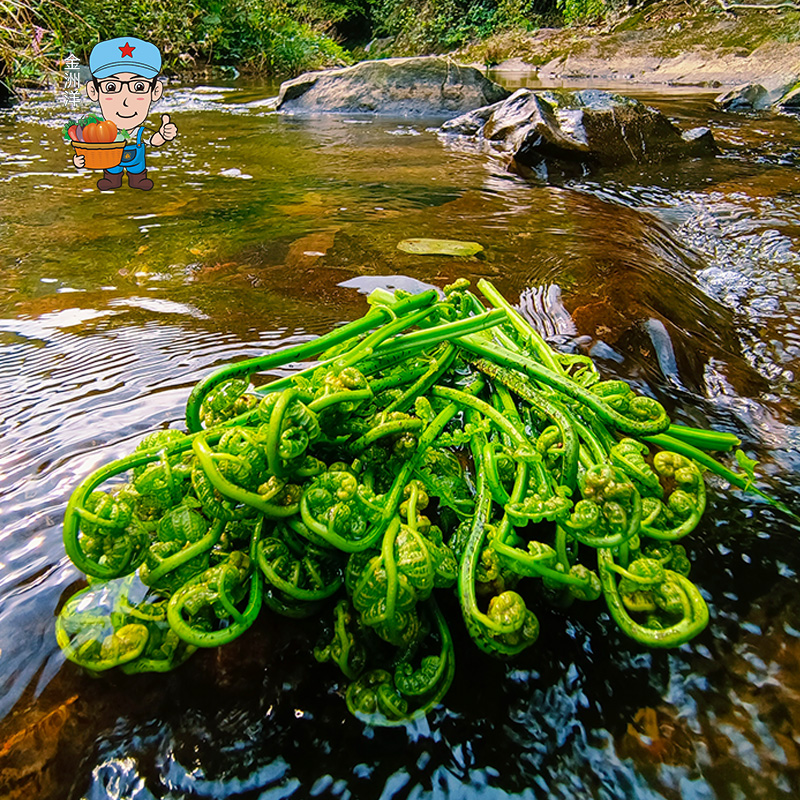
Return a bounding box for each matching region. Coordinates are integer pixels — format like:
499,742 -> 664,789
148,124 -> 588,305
73,36 -> 177,191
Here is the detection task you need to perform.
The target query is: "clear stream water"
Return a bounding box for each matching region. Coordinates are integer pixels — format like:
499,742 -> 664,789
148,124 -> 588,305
1,74 -> 799,799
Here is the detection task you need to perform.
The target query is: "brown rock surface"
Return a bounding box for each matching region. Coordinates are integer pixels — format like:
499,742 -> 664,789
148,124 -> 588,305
441,88 -> 718,171
276,56 -> 510,117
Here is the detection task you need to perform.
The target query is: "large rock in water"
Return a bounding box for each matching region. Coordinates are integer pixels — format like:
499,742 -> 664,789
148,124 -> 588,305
440,88 -> 718,174
715,83 -> 772,112
776,86 -> 800,114
276,57 -> 509,117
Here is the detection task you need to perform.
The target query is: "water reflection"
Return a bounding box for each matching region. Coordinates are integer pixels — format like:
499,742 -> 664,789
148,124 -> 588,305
1,78 -> 799,800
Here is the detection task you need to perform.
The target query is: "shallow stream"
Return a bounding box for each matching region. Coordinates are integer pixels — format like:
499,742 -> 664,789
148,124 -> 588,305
1,73 -> 799,799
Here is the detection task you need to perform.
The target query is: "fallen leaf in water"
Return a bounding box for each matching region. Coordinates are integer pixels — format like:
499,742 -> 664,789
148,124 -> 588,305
620,706 -> 692,765
0,695 -> 79,799
0,695 -> 78,760
201,261 -> 239,277
397,238 -> 484,257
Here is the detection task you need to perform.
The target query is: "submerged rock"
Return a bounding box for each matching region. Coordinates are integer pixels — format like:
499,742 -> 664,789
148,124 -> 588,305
275,56 -> 509,117
440,88 -> 719,174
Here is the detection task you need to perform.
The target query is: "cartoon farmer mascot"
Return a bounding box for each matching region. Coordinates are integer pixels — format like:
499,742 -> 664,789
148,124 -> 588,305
72,36 -> 177,191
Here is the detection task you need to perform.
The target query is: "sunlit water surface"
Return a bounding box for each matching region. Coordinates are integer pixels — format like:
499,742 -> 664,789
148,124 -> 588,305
1,75 -> 799,800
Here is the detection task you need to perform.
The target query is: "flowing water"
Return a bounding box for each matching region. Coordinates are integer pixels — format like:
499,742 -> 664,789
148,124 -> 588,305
1,73 -> 800,799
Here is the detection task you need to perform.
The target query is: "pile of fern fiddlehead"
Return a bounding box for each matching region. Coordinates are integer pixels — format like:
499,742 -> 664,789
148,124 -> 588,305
57,279 -> 793,725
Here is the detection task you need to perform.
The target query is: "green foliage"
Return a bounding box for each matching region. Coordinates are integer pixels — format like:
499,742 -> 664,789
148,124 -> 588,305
1,0 -> 350,89
0,0 -> 62,90
3,0 -> 616,91
370,0 -> 500,52
556,0 -> 608,25
198,0 -> 350,74
494,0 -> 550,30
290,0 -> 371,27
368,0 -> 565,53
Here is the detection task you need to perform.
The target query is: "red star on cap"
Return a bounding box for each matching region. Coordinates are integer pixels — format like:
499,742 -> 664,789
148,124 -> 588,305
119,41 -> 135,57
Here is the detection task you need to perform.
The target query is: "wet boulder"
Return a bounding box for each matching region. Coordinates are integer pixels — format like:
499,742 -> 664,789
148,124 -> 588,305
275,56 -> 510,117
715,81 -> 800,115
715,83 -> 771,112
776,86 -> 800,114
440,88 -> 718,173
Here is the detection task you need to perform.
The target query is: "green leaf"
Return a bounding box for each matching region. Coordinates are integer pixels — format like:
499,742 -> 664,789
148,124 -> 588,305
397,238 -> 484,257
734,449 -> 758,489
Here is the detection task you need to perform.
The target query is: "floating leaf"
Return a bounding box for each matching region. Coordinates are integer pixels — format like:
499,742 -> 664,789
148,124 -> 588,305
397,238 -> 484,257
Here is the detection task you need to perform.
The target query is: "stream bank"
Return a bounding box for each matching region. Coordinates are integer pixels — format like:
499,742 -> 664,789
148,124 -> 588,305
455,2 -> 800,92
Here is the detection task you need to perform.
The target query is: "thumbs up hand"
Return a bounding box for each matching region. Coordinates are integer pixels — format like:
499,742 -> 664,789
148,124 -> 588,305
159,113 -> 177,141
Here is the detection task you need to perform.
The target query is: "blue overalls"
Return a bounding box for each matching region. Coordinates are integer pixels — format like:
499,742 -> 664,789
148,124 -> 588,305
108,126 -> 146,175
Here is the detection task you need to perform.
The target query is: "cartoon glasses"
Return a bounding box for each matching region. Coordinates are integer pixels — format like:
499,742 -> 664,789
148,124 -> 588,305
94,78 -> 158,95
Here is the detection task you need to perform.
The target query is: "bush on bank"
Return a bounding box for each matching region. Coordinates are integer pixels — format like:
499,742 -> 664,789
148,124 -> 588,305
0,0 -> 614,97
0,0 -> 353,93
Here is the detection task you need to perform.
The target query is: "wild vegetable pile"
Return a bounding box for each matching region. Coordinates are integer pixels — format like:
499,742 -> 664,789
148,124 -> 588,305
57,280 -> 782,724
62,113 -> 128,144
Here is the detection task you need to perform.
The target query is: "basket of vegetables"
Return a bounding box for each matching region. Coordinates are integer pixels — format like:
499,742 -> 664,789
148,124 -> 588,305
63,113 -> 129,169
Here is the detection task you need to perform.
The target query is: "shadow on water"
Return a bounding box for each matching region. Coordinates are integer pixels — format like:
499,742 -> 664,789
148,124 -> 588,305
1,79 -> 799,799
